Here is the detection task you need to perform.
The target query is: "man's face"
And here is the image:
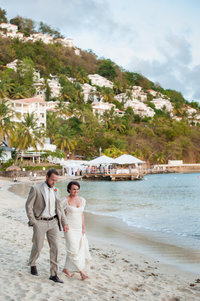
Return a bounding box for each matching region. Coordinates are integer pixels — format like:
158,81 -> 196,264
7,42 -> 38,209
46,173 -> 59,188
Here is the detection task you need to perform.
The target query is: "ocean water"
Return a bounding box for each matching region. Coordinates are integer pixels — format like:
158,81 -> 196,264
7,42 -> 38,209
58,173 -> 200,245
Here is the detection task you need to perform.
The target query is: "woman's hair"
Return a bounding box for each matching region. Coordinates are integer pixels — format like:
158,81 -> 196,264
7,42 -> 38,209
67,181 -> 80,193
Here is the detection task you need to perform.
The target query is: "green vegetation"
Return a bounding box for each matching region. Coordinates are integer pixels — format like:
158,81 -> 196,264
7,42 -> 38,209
0,7 -> 200,164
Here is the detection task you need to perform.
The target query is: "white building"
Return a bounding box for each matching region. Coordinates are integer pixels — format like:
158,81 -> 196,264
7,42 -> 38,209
125,99 -> 155,117
56,37 -> 74,47
0,23 -> 18,33
187,107 -> 197,116
25,33 -> 54,44
47,77 -> 61,98
114,93 -> 127,103
34,80 -> 46,99
88,74 -> 113,89
6,59 -> 18,71
92,101 -> 115,116
81,83 -> 97,102
151,98 -> 173,112
10,98 -> 58,128
146,89 -> 158,97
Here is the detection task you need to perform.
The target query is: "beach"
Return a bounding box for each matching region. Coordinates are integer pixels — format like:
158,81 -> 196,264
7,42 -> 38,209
1,177 -> 200,301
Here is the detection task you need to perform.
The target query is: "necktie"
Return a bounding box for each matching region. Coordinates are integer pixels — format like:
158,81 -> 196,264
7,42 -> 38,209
48,188 -> 55,216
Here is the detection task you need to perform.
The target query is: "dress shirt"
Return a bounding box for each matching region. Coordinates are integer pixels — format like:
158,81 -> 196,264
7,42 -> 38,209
42,183 -> 56,217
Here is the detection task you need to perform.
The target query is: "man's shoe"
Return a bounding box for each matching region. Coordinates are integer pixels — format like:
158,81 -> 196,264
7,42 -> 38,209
31,266 -> 38,276
49,275 -> 63,283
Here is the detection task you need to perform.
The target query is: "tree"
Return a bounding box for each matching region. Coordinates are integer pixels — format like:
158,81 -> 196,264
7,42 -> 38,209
97,59 -> 117,81
0,99 -> 16,144
54,124 -> 76,156
0,147 -> 6,161
39,21 -> 63,39
0,8 -> 7,23
46,111 -> 60,142
55,99 -> 70,118
10,16 -> 35,36
100,87 -> 114,103
12,113 -> 43,163
103,147 -> 124,158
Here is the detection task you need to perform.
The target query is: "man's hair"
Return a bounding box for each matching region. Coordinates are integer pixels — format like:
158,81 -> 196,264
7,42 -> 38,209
46,168 -> 59,178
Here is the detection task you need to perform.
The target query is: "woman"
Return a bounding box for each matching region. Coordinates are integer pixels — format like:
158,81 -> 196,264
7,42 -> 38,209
62,181 -> 91,280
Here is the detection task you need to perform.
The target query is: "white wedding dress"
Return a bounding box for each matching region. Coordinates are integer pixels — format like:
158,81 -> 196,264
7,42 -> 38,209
62,197 -> 91,272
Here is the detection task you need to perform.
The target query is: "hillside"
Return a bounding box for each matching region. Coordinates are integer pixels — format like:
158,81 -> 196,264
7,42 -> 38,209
0,8 -> 200,163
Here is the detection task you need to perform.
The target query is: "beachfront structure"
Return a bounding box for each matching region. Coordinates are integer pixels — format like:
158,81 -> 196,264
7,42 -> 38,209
10,97 -> 58,128
83,154 -> 145,181
88,74 -> 114,89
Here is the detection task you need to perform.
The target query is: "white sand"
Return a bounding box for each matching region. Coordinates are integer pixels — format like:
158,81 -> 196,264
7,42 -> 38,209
1,178 -> 200,301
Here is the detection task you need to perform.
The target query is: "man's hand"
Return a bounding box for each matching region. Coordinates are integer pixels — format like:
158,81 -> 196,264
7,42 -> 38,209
63,224 -> 69,232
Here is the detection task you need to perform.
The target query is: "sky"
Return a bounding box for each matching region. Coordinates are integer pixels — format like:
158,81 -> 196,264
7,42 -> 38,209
1,0 -> 200,102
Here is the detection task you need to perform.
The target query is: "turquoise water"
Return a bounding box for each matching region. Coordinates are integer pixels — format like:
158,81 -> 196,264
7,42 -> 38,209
58,173 -> 200,243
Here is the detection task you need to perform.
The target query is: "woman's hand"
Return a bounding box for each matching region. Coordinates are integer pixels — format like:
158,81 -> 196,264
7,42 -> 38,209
64,224 -> 69,232
82,226 -> 85,235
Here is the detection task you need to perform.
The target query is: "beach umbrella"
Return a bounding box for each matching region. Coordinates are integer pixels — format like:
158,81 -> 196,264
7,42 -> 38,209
114,154 -> 145,165
88,155 -> 116,166
6,165 -> 21,171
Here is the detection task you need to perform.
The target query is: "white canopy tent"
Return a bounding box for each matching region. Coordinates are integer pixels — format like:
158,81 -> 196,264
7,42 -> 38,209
114,154 -> 145,165
88,155 -> 116,166
61,160 -> 87,176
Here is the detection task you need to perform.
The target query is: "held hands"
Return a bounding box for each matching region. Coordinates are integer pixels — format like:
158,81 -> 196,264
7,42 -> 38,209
82,227 -> 85,235
63,224 -> 69,232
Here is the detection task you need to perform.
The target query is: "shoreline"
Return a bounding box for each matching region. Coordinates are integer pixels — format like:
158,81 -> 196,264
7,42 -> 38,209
6,176 -> 200,274
1,178 -> 200,300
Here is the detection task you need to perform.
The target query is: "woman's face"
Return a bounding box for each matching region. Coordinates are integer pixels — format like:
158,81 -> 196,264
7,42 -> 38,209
69,184 -> 79,197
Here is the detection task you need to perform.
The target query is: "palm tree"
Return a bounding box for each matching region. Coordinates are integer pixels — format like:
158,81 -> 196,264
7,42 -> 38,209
55,99 -> 70,118
10,83 -> 30,99
54,124 -> 76,157
0,81 -> 15,99
114,116 -> 126,133
46,111 -> 60,142
12,113 -> 43,163
0,99 -> 16,144
0,147 -> 6,161
153,151 -> 165,164
101,87 -> 114,103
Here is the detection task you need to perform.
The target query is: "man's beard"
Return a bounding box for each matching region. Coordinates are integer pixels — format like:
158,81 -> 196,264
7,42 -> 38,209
45,180 -> 53,188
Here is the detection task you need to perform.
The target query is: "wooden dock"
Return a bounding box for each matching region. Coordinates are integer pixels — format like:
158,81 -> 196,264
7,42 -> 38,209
83,173 -> 144,181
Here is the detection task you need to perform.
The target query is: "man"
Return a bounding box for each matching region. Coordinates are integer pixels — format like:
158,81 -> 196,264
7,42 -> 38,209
25,168 -> 69,283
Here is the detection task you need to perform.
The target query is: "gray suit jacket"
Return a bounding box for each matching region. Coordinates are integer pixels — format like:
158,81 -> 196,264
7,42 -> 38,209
25,182 -> 67,231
